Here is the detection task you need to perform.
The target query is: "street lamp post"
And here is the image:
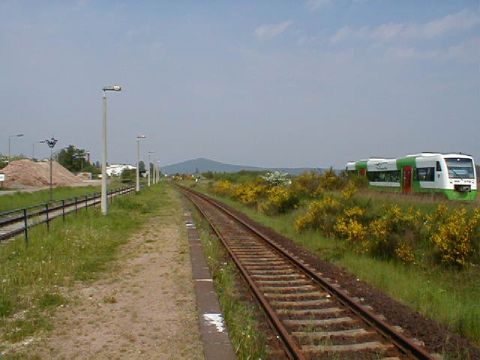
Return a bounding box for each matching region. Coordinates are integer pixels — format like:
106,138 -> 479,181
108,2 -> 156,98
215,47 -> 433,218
157,160 -> 161,184
32,140 -> 45,161
41,137 -> 58,201
147,151 -> 154,187
153,163 -> 158,184
8,134 -> 24,162
101,85 -> 122,215
136,135 -> 146,192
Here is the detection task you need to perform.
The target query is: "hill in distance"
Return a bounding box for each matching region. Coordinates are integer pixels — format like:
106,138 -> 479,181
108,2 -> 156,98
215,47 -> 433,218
160,157 -> 323,175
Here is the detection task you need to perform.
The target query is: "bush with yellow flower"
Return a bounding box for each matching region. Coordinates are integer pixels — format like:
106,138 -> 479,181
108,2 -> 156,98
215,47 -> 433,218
259,186 -> 299,215
295,196 -> 342,235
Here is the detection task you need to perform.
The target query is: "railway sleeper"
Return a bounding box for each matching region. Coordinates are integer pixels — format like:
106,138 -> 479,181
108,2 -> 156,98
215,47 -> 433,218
293,329 -> 384,348
235,256 -> 281,261
234,253 -> 274,258
283,316 -> 356,327
292,328 -> 374,340
302,341 -> 394,354
229,242 -> 261,248
263,291 -> 327,300
240,260 -> 288,266
255,278 -> 311,286
252,273 -> 303,280
227,245 -> 265,251
259,284 -> 318,293
276,307 -> 344,317
280,312 -> 351,322
270,299 -> 332,308
244,265 -> 294,272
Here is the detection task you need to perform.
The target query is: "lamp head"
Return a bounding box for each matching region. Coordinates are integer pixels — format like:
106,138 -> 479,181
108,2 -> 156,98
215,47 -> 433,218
45,137 -> 58,149
103,85 -> 122,92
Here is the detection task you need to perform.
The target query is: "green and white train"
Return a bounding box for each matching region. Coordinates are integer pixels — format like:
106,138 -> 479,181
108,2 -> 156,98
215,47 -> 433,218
346,153 -> 477,200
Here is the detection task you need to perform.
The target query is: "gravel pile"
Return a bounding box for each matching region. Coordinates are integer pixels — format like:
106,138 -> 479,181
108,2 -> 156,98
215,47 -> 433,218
1,159 -> 83,189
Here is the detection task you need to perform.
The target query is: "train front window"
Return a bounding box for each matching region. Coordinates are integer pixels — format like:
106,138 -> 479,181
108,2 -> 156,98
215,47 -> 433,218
445,158 -> 475,179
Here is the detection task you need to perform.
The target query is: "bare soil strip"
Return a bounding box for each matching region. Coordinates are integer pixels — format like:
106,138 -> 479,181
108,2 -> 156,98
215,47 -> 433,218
26,192 -> 204,359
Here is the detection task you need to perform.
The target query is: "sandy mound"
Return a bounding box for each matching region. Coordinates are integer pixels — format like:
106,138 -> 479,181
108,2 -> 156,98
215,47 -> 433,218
1,159 -> 83,189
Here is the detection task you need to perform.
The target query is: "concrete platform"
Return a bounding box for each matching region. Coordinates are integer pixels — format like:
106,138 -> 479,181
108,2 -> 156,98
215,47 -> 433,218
184,211 -> 236,360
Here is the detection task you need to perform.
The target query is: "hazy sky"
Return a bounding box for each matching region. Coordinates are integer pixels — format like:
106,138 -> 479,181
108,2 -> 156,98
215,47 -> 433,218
1,0 -> 479,169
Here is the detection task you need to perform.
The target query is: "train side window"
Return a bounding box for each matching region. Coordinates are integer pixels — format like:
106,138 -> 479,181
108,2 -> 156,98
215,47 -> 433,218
436,161 -> 442,171
417,167 -> 435,181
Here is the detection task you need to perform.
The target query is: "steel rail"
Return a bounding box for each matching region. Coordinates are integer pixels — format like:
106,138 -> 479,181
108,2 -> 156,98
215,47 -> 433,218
179,185 -> 435,360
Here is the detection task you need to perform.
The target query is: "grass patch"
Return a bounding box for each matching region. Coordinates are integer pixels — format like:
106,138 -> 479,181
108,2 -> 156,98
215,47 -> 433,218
38,293 -> 66,310
5,316 -> 53,343
190,205 -> 267,360
190,181 -> 480,349
0,182 -> 167,351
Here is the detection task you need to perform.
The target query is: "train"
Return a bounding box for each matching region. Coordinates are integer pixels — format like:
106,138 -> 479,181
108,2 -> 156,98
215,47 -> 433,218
346,152 -> 477,200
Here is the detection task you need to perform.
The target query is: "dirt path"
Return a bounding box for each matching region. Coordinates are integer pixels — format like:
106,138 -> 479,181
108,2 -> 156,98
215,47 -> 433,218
29,191 -> 204,359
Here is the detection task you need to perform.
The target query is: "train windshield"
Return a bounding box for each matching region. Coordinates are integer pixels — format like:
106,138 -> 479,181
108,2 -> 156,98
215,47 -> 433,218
445,158 -> 475,179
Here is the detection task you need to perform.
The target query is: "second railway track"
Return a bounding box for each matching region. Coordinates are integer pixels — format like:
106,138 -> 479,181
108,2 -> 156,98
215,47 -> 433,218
180,185 -> 436,360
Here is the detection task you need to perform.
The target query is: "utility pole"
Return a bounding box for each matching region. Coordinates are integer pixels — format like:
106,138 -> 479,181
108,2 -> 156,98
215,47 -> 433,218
148,151 -> 154,187
8,134 -> 23,162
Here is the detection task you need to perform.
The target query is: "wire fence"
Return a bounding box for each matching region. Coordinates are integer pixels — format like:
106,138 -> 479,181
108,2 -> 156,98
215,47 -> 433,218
0,186 -> 135,244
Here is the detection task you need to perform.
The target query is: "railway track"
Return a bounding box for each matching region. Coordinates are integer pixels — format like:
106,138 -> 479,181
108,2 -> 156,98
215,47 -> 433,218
179,185 -> 436,360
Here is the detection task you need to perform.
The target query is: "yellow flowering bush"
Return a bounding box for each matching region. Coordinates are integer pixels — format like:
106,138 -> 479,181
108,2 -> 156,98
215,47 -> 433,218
259,186 -> 299,215
430,208 -> 480,266
317,168 -> 344,191
335,218 -> 368,252
314,186 -> 325,197
341,181 -> 357,201
211,173 -> 480,269
364,205 -> 422,259
343,206 -> 364,218
232,183 -> 266,206
365,217 -> 391,255
424,204 -> 449,235
369,218 -> 389,239
295,196 -> 341,235
290,171 -> 322,197
395,242 -> 416,263
334,206 -> 368,252
212,180 -> 234,196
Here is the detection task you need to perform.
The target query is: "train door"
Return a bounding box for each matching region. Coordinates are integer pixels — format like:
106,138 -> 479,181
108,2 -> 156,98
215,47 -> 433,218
359,168 -> 366,177
403,166 -> 412,193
